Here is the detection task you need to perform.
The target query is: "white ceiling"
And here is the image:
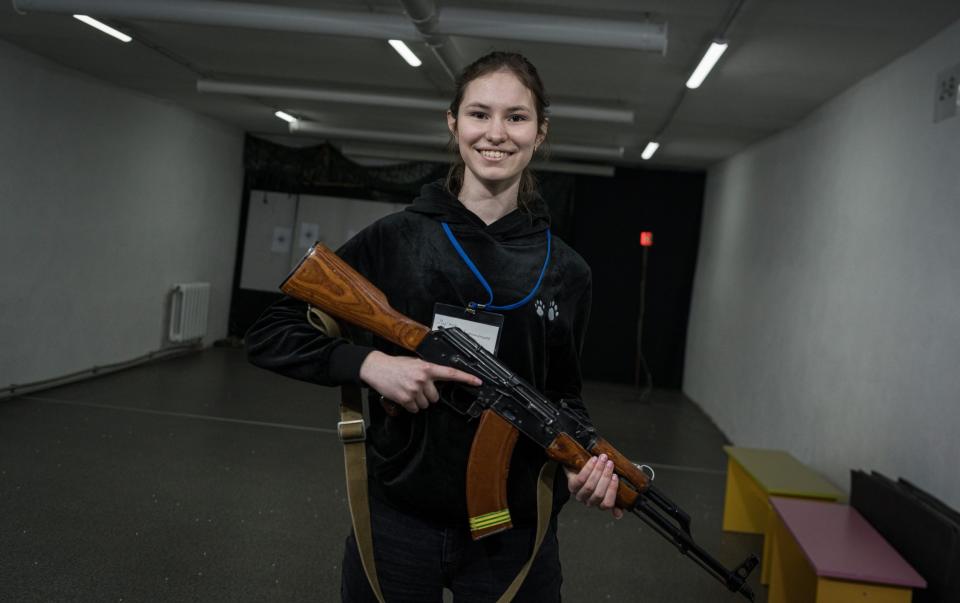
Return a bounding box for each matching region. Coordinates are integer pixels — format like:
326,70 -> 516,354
2,0 -> 959,169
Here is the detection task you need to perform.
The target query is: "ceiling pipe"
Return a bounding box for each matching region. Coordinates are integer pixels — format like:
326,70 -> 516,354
289,120 -> 624,160
551,105 -> 634,124
13,0 -> 666,53
397,0 -> 462,80
197,78 -> 635,124
550,143 -> 624,160
13,0 -> 416,38
437,7 -> 666,53
289,121 -> 445,147
199,79 -> 446,112
339,144 -> 454,165
339,144 -> 615,177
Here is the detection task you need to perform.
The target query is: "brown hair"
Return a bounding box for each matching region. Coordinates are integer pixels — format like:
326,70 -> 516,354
445,52 -> 550,211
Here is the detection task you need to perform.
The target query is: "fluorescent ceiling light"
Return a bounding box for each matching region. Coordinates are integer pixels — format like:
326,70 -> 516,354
73,15 -> 132,42
686,40 -> 728,89
274,110 -> 297,123
388,40 -> 422,67
641,141 -> 660,160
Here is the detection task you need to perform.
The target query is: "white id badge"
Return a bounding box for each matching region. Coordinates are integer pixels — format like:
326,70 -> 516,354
431,302 -> 504,355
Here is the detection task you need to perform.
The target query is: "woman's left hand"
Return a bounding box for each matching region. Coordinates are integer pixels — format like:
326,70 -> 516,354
564,454 -> 625,519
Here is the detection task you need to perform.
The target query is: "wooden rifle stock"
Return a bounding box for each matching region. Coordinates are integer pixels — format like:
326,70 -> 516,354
281,243 -> 430,352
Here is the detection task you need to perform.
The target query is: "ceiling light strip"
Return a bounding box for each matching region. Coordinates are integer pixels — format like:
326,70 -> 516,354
645,0 -> 747,158
685,41 -> 728,89
72,14 -> 131,42
388,40 -> 421,67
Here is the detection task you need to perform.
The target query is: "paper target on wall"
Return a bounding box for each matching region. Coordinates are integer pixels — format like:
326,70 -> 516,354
298,222 -> 319,248
271,226 -> 292,253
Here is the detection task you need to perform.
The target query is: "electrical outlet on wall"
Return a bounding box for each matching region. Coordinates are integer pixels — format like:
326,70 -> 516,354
934,62 -> 959,122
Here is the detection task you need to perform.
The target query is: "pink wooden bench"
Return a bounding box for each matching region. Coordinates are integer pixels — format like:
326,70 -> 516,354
767,497 -> 926,602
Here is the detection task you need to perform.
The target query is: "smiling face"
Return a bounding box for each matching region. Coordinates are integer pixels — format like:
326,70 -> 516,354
447,69 -> 547,197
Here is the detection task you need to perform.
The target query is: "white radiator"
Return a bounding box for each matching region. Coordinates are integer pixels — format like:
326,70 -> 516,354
169,282 -> 210,342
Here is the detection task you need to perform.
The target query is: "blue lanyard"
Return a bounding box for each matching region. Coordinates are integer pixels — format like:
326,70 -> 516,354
441,222 -> 551,312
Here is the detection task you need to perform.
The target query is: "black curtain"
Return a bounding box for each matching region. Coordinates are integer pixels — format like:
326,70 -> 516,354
574,167 -> 706,388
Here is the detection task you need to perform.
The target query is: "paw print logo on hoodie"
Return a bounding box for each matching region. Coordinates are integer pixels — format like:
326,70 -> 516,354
534,299 -> 559,322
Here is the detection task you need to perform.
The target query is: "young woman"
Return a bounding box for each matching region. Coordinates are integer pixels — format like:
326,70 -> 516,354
246,51 -> 621,602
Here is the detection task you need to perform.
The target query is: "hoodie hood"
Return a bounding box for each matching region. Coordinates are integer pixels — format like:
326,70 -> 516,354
405,180 -> 550,241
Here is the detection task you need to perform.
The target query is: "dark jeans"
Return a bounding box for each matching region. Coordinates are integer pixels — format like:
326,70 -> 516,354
341,496 -> 562,602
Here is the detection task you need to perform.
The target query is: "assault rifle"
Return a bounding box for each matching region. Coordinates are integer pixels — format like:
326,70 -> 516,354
282,243 -> 758,600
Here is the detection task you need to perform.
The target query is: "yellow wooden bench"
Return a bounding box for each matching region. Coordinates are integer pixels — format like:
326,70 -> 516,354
722,446 -> 844,584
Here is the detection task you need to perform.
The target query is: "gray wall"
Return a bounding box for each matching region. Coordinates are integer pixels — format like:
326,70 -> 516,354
685,20 -> 960,507
0,40 -> 244,387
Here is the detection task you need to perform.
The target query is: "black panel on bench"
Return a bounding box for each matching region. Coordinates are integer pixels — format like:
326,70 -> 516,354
850,470 -> 960,603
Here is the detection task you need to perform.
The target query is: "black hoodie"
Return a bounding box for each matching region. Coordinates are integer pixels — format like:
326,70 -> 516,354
246,180 -> 592,526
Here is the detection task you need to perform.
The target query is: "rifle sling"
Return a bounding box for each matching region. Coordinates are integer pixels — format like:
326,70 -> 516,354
340,384 -> 386,603
496,459 -> 558,603
310,304 -> 386,603
341,388 -> 557,603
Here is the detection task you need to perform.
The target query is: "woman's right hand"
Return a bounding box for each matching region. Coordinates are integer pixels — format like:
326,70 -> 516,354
358,350 -> 482,414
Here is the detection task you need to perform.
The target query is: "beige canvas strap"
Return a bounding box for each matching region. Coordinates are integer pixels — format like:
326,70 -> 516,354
306,305 -> 340,335
307,305 -> 386,602
495,461 -> 558,603
340,384 -> 386,603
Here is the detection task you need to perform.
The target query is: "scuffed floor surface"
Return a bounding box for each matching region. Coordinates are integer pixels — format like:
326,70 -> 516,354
0,348 -> 764,602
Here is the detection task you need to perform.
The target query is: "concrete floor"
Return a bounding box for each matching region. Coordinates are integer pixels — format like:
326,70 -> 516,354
0,348 -> 765,602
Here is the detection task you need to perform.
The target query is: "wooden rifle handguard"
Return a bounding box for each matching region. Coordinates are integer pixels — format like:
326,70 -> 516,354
545,433 -> 647,509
